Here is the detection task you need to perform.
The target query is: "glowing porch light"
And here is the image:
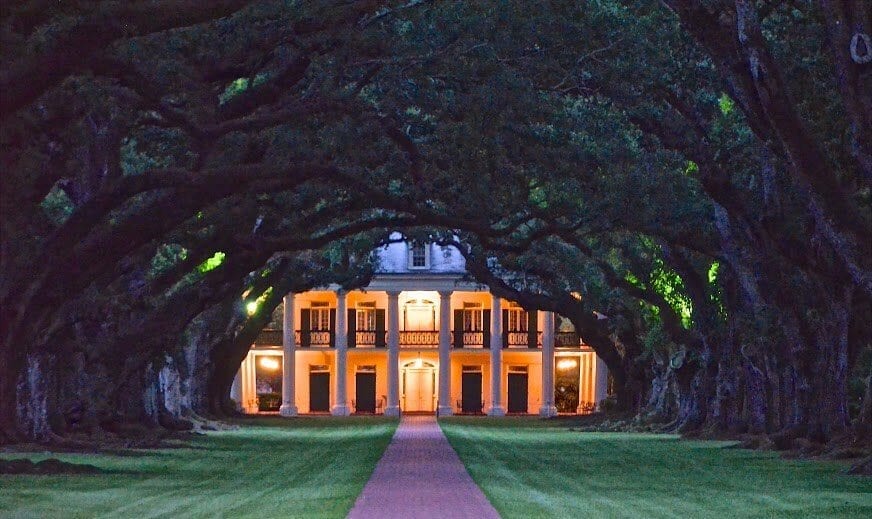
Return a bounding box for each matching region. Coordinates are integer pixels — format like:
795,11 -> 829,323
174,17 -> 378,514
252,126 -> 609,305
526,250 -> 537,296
259,357 -> 280,370
556,358 -> 578,370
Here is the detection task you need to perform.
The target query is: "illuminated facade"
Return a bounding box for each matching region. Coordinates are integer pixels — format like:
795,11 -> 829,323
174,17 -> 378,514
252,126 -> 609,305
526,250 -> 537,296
232,235 -> 608,416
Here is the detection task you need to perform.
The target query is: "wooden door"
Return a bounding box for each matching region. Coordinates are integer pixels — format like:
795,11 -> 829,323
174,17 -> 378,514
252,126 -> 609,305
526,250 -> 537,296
404,369 -> 435,412
507,373 -> 528,413
309,372 -> 330,412
355,373 -> 376,413
461,372 -> 482,413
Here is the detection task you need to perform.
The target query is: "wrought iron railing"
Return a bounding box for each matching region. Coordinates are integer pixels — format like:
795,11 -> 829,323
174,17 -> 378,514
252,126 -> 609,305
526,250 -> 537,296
555,331 -> 582,347
255,329 -> 330,347
462,331 -> 485,348
254,329 -> 282,346
355,330 -> 386,348
506,331 -> 543,348
399,330 -> 439,348
307,331 -> 332,346
257,328 -> 579,348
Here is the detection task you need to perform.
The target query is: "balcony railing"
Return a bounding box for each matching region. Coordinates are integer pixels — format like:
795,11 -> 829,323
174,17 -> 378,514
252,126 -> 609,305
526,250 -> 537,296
354,331 -> 385,348
555,332 -> 583,347
399,331 -> 439,348
254,329 -> 282,346
461,331 -> 485,348
256,328 -> 581,348
506,331 -> 543,348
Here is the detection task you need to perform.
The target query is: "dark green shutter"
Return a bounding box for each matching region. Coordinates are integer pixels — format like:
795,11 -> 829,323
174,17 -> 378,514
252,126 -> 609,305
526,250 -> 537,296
329,309 -> 336,348
527,310 -> 538,348
502,309 -> 509,348
375,309 -> 386,348
483,309 -> 491,349
300,309 -> 311,348
453,310 -> 464,348
347,309 -> 357,348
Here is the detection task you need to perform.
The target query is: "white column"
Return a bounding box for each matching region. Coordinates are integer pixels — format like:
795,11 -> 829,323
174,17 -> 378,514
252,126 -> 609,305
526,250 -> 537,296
438,290 -> 453,416
280,294 -> 298,416
332,290 -> 350,415
489,293 -> 505,416
385,291 -> 401,416
230,370 -> 242,411
242,352 -> 257,413
595,355 -> 609,409
539,311 -> 557,417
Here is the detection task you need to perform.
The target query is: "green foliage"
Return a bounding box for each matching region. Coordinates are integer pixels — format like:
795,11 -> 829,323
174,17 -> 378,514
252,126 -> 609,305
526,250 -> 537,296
39,186 -> 74,225
197,252 -> 226,274
218,74 -> 271,105
149,244 -> 188,279
717,93 -> 735,116
650,258 -> 693,329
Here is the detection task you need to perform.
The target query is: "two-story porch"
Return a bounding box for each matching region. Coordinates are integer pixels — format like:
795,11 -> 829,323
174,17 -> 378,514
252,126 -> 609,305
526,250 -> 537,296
232,276 -> 609,416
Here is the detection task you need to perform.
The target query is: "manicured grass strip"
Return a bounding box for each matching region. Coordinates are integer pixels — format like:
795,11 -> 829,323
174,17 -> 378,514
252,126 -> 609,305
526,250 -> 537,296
440,417 -> 872,518
0,417 -> 397,519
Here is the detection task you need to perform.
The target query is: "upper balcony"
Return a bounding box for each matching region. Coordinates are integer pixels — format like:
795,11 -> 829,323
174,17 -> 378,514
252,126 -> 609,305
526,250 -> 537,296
253,329 -> 585,349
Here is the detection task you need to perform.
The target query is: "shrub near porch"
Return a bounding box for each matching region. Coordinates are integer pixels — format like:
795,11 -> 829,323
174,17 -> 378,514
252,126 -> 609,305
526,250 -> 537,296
0,417 -> 396,518
440,417 -> 872,518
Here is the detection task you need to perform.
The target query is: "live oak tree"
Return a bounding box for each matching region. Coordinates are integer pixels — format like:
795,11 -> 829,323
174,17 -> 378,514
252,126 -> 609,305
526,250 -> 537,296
1,0 -> 869,452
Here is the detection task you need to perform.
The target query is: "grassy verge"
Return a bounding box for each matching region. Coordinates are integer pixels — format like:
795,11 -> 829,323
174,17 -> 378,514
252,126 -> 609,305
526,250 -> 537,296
0,416 -> 396,519
440,416 -> 872,518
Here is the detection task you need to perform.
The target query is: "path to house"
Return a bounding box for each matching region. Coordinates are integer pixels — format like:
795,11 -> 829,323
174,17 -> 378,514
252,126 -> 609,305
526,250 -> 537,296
348,415 -> 500,519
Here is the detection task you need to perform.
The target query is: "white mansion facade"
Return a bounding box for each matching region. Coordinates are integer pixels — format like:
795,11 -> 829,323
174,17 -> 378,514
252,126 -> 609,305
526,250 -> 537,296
231,235 -> 609,416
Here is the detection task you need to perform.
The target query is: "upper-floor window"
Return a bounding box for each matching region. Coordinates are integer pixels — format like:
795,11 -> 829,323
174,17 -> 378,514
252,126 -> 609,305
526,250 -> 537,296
357,302 -> 376,331
507,308 -> 528,332
463,302 -> 483,331
310,301 -> 330,331
409,242 -> 429,269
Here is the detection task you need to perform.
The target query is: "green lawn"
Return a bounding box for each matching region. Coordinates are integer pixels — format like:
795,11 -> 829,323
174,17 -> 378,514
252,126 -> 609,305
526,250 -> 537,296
0,417 -> 396,519
440,417 -> 872,518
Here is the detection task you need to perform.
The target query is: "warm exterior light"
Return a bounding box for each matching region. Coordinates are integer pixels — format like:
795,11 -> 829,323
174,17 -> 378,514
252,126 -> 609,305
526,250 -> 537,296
259,357 -> 280,370
246,301 -> 258,315
415,358 -> 423,368
557,358 -> 578,370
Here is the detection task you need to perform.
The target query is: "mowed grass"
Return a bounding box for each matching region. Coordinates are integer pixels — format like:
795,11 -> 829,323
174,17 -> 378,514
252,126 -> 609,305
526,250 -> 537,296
440,417 -> 872,518
0,416 -> 396,519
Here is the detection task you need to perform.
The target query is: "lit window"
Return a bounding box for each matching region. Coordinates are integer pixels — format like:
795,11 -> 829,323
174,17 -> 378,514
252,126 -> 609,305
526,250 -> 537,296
463,302 -> 482,331
357,302 -> 376,331
310,302 -> 330,331
507,309 -> 528,332
409,242 -> 429,269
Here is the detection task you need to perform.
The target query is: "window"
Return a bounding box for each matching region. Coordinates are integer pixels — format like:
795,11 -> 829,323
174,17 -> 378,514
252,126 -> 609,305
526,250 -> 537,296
507,309 -> 528,332
409,242 -> 429,269
463,302 -> 483,331
310,302 -> 330,331
357,302 -> 376,331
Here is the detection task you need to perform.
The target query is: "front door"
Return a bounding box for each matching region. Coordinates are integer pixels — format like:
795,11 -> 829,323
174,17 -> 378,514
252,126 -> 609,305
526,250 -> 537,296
355,372 -> 376,413
403,366 -> 435,412
507,373 -> 528,413
309,372 -> 330,412
461,372 -> 482,413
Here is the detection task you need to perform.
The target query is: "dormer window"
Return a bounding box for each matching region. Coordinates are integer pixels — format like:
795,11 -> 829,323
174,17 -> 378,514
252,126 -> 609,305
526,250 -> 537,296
409,242 -> 430,269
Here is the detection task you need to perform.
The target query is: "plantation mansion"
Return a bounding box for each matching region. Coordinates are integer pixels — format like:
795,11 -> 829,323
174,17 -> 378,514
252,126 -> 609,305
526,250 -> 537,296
231,235 -> 609,416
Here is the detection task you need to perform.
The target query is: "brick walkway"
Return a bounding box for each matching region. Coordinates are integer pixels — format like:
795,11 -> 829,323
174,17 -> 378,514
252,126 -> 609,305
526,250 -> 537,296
347,415 -> 500,519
